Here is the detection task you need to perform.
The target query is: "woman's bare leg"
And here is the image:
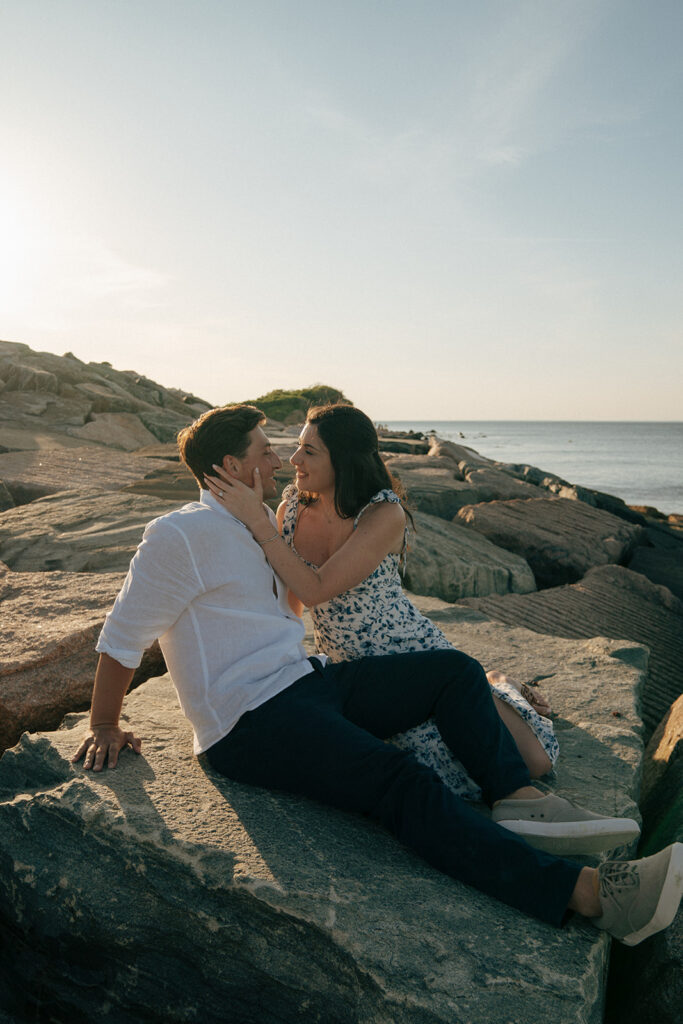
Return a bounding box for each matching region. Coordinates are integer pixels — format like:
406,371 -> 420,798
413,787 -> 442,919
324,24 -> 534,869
493,695 -> 553,778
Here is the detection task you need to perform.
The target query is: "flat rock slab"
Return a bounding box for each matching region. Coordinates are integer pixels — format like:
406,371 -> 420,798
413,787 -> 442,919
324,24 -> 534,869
404,511 -> 537,601
0,446 -> 180,503
458,497 -> 643,588
0,618 -> 646,1023
459,565 -> 683,739
65,411 -> 163,450
0,490 -> 181,572
0,567 -> 164,755
0,423 -> 105,453
384,454 -> 475,520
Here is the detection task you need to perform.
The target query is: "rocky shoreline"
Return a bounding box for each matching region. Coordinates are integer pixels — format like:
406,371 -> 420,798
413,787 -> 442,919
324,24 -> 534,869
0,341 -> 681,1022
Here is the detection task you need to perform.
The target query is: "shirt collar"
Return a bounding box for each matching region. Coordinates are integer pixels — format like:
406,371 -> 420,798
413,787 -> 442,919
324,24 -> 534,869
200,488 -> 238,521
199,489 -> 274,537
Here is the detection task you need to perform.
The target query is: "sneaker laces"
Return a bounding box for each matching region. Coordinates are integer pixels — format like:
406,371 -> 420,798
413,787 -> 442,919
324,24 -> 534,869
600,861 -> 640,901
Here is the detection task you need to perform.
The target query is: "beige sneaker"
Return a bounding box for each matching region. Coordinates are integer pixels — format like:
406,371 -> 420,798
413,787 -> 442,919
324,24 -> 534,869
492,793 -> 640,854
592,843 -> 683,946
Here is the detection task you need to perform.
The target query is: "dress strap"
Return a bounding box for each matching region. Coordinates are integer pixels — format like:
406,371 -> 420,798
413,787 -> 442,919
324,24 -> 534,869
353,489 -> 409,569
352,488 -> 401,527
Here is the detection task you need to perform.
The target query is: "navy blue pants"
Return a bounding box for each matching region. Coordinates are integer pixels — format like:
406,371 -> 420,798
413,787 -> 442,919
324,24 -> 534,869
206,649 -> 581,925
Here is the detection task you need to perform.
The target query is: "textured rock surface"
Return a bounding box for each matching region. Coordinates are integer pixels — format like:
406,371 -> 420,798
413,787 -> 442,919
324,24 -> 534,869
605,695 -> 683,1024
65,411 -> 161,450
376,431 -> 429,455
427,437 -> 491,469
0,490 -> 181,572
498,461 -> 648,526
385,453 -> 543,520
403,511 -> 537,601
0,446 -> 181,502
461,466 -> 541,502
0,608 -> 647,1023
627,522 -> 683,600
457,497 -> 643,588
0,567 -> 165,755
459,565 -> 683,740
383,454 -> 477,519
0,340 -> 209,452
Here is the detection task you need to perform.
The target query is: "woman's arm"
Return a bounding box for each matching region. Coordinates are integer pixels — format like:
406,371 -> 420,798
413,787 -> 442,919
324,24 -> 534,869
276,499 -> 305,615
206,468 -> 405,606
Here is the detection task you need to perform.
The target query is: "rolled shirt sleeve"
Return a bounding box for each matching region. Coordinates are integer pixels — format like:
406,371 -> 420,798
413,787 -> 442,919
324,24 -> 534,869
97,516 -> 205,668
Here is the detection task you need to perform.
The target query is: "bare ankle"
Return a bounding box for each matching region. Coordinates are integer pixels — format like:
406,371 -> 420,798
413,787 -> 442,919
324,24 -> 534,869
568,867 -> 601,918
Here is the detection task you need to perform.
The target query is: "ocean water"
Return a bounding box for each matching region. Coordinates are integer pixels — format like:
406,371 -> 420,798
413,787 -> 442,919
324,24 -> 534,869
383,421 -> 683,516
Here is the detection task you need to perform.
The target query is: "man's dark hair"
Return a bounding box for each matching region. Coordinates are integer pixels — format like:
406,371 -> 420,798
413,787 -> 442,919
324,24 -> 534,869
177,405 -> 265,488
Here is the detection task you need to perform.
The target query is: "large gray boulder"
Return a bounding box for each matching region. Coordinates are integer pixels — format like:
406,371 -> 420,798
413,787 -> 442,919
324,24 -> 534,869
385,452 -> 542,520
459,565 -> 683,740
462,466 -> 542,502
403,511 -> 537,601
428,437 -> 648,528
457,497 -> 643,588
498,461 -> 648,526
0,609 -> 646,1023
0,490 -> 181,572
0,564 -> 166,756
384,453 -> 476,519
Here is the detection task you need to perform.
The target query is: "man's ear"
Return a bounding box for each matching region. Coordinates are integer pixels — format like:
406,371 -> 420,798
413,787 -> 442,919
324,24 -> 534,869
221,454 -> 241,478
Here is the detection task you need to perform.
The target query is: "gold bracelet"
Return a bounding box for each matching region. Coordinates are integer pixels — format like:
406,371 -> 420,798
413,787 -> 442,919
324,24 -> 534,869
258,530 -> 280,546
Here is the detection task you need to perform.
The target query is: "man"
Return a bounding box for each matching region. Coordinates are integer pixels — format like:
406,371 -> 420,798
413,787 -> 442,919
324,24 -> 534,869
73,404 -> 682,947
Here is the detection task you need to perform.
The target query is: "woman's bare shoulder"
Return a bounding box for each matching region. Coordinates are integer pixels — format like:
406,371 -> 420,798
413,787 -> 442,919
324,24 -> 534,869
356,498 -> 406,530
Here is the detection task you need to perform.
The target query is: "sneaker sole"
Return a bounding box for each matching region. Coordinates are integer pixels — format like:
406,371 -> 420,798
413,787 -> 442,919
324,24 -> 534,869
622,842 -> 683,946
496,817 -> 641,855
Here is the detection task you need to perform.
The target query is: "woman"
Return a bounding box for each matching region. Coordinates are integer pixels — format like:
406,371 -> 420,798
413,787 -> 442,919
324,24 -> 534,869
204,404 -> 558,800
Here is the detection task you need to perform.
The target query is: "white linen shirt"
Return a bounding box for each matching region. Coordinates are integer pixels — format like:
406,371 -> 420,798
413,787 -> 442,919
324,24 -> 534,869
96,490 -> 318,754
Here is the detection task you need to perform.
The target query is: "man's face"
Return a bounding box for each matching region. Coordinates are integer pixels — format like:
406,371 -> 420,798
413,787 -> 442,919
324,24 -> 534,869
225,425 -> 282,498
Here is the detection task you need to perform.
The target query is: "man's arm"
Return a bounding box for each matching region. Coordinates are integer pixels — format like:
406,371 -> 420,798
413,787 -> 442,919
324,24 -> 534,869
71,653 -> 141,771
72,515 -> 206,770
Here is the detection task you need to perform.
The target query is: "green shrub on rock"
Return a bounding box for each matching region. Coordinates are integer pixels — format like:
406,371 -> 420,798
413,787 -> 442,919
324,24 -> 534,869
239,385 -> 350,423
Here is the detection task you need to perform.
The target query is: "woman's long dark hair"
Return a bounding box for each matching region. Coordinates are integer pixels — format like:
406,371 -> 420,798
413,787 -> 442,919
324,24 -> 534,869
303,404 -> 413,525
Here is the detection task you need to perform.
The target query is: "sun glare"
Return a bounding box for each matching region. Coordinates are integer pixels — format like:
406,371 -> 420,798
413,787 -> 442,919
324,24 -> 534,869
0,186 -> 46,315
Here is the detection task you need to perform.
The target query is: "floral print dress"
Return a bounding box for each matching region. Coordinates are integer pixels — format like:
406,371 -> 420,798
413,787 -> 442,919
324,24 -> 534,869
281,484 -> 559,801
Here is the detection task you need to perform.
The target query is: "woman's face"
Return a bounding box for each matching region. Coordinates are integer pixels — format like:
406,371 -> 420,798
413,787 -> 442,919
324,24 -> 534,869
290,423 -> 335,495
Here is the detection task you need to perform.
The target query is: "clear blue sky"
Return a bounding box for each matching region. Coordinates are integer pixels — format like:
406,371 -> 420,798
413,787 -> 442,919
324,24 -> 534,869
1,0 -> 681,419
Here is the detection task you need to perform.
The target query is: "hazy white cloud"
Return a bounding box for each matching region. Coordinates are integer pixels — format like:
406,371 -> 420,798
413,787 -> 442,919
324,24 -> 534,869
0,223 -> 169,331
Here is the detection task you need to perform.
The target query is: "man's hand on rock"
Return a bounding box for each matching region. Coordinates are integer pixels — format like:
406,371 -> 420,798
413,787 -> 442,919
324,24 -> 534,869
71,725 -> 142,771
